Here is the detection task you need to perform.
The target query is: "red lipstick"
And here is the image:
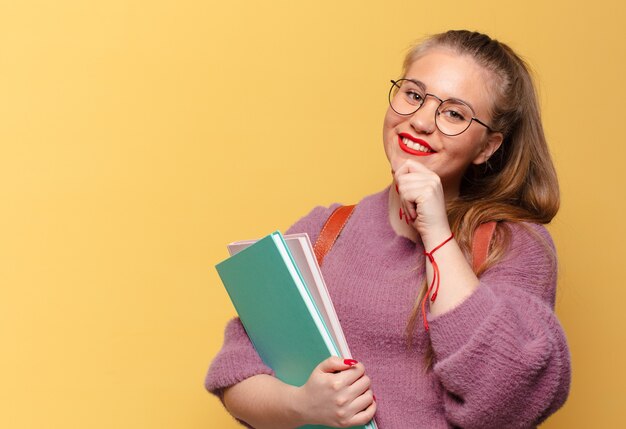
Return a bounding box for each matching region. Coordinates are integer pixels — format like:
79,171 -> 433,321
398,133 -> 435,157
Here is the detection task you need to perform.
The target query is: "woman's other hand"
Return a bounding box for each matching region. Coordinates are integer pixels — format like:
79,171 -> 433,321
293,356 -> 376,428
393,159 -> 452,249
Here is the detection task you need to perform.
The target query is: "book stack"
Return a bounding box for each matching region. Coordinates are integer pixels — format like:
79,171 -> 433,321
216,231 -> 377,429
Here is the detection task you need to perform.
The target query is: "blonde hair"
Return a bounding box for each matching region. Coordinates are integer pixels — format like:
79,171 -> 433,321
402,31 -> 560,360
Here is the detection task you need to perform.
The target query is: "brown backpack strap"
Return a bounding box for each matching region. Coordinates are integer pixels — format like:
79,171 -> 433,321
313,205 -> 355,266
472,221 -> 497,273
314,206 -> 494,271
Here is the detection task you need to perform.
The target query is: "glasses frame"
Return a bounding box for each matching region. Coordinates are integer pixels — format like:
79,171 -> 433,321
388,79 -> 495,136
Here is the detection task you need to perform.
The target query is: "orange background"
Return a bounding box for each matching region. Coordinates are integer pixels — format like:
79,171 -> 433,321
1,0 -> 624,427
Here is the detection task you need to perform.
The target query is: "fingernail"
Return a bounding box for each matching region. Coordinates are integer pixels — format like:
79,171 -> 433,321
399,207 -> 403,220
344,359 -> 358,366
405,214 -> 410,225
373,395 -> 377,402
395,184 -> 399,194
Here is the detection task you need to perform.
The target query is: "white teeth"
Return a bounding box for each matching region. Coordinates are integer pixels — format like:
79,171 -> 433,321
402,137 -> 432,153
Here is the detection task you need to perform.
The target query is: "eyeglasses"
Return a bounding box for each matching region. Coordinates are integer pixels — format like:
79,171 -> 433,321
388,79 -> 494,136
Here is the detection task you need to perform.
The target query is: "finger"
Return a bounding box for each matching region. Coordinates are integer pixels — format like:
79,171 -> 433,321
402,178 -> 441,210
396,172 -> 433,197
347,388 -> 374,416
399,173 -> 438,190
399,196 -> 416,222
394,158 -> 428,177
346,397 -> 377,427
344,373 -> 371,400
334,361 -> 366,387
317,356 -> 358,374
393,159 -> 412,176
390,159 -> 404,175
404,158 -> 431,173
407,200 -> 417,221
393,162 -> 410,186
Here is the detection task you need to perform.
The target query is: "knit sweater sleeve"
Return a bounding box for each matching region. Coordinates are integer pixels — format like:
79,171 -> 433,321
427,223 -> 571,429
204,204 -> 340,398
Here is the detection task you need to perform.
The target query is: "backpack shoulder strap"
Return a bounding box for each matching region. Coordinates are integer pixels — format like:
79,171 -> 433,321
313,205 -> 355,266
313,205 -> 495,272
472,221 -> 497,273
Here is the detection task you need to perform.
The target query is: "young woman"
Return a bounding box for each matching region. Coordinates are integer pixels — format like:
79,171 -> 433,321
206,30 -> 571,429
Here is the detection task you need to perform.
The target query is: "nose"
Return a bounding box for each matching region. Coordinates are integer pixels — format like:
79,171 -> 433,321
409,96 -> 439,134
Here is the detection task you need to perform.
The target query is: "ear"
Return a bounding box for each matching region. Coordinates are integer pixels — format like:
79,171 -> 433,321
472,132 -> 503,165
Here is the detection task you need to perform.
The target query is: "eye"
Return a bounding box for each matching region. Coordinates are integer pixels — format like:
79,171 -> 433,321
402,88 -> 424,105
445,110 -> 465,121
439,102 -> 471,123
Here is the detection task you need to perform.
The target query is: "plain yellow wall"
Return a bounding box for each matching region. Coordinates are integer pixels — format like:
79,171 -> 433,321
1,0 -> 624,427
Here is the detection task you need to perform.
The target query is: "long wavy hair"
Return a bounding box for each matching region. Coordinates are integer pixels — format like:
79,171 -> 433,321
402,30 -> 560,361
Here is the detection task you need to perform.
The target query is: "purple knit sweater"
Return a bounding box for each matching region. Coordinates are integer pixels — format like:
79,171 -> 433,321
206,188 -> 571,428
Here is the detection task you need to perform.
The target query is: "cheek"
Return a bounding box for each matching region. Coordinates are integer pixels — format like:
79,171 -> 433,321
453,133 -> 486,162
383,106 -> 400,131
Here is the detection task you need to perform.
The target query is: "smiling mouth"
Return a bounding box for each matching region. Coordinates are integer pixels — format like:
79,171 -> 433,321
398,135 -> 435,156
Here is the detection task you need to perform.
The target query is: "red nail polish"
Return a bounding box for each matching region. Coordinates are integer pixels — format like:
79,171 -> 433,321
405,214 -> 410,224
373,395 -> 377,402
344,358 -> 358,366
395,184 -> 399,194
399,207 -> 403,219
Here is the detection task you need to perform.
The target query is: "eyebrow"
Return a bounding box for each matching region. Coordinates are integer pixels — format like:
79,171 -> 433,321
405,78 -> 427,92
405,78 -> 477,114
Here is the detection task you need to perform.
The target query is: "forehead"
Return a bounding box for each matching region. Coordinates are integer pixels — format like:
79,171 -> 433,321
404,49 -> 495,114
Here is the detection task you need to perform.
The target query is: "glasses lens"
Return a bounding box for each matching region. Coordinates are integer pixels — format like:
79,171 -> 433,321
389,80 -> 424,115
436,100 -> 474,135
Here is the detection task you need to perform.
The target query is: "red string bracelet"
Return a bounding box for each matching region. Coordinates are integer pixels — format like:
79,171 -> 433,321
421,233 -> 455,332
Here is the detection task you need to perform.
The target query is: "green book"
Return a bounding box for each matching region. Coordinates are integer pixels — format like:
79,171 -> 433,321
215,231 -> 377,429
